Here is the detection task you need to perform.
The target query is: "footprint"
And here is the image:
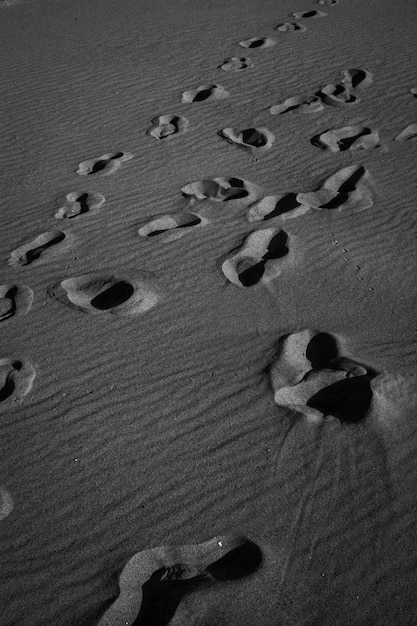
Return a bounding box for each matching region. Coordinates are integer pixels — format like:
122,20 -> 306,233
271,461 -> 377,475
269,95 -> 323,115
219,57 -> 253,72
97,535 -> 262,626
52,271 -> 160,316
318,0 -> 339,4
238,37 -> 276,49
0,487 -> 14,521
55,192 -> 105,219
147,115 -> 188,140
410,87 -> 417,97
0,284 -> 33,322
296,164 -> 373,213
395,123 -> 417,141
222,228 -> 291,287
318,83 -> 360,107
270,329 -> 376,422
274,22 -> 307,32
76,152 -> 133,176
0,357 -> 36,405
181,177 -> 262,205
311,125 -> 379,152
219,127 -> 275,155
8,231 -> 66,267
138,212 -> 209,242
341,68 -> 373,90
289,10 -> 327,18
181,84 -> 229,103
248,194 -> 310,223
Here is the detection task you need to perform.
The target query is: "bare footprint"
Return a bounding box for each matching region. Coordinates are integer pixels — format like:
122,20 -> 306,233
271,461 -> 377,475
219,127 -> 275,156
76,152 -> 133,176
289,10 -> 327,18
138,212 -> 209,242
274,22 -> 307,32
296,164 -> 373,213
181,84 -> 229,103
222,228 -> 291,287
269,95 -> 323,115
311,125 -> 379,152
55,192 -> 105,219
147,115 -> 188,139
395,123 -> 417,141
97,535 -> 262,626
52,271 -> 161,316
270,330 -> 376,422
0,284 -> 33,322
0,487 -> 13,521
0,357 -> 36,405
8,231 -> 66,267
238,37 -> 276,49
219,57 -> 253,72
181,177 -> 263,205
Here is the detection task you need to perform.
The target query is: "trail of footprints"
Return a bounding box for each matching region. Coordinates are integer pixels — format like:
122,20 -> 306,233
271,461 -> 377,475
3,0 -> 416,621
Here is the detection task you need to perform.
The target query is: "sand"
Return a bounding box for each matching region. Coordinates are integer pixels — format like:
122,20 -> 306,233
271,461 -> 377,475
1,0 -> 417,624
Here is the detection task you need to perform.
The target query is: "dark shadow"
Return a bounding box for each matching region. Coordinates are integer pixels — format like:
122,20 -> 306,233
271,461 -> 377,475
241,129 -> 267,147
263,194 -> 301,220
348,70 -> 367,89
193,88 -> 212,102
147,215 -> 201,237
75,193 -> 90,215
90,153 -> 124,174
319,193 -> 349,210
238,260 -> 265,286
91,281 -> 134,310
248,39 -> 265,48
264,230 -> 289,260
337,129 -> 370,151
133,541 -> 262,626
338,165 -> 366,193
223,188 -> 249,200
25,232 -> 66,264
302,10 -> 319,17
307,375 -> 374,422
5,286 -> 18,316
0,361 -> 21,403
306,332 -> 339,368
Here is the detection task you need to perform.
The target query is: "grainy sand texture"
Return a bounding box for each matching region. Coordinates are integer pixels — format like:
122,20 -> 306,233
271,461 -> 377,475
1,0 -> 417,624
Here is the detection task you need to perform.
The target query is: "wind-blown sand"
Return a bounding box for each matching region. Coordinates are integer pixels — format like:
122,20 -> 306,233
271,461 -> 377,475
1,0 -> 417,624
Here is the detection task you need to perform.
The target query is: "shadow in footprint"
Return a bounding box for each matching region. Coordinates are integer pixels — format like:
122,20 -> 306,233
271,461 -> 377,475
90,281 -> 135,310
0,357 -> 35,405
311,126 -> 379,153
77,152 -> 133,176
133,541 -> 262,626
55,191 -> 105,219
307,375 -> 374,423
8,231 -> 66,267
138,212 -> 208,242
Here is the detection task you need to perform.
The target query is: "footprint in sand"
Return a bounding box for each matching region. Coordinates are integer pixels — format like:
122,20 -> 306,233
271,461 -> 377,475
0,487 -> 14,521
311,125 -> 379,152
55,192 -> 105,219
274,22 -> 307,33
181,84 -> 229,103
147,115 -> 189,140
318,83 -> 360,107
219,127 -> 275,156
51,271 -> 160,316
97,535 -> 262,626
219,57 -> 254,72
410,87 -> 417,98
248,194 -> 310,223
8,231 -> 66,267
238,37 -> 276,49
76,152 -> 133,176
248,164 -> 373,223
289,10 -> 327,18
0,284 -> 33,322
181,177 -> 262,205
296,164 -> 373,213
138,212 -> 209,242
318,0 -> 339,5
222,228 -> 291,287
395,123 -> 417,141
269,95 -> 323,115
0,357 -> 36,405
270,329 -> 377,422
341,68 -> 373,90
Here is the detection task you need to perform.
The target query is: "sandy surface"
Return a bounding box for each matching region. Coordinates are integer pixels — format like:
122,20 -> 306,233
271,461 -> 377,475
1,0 -> 417,624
